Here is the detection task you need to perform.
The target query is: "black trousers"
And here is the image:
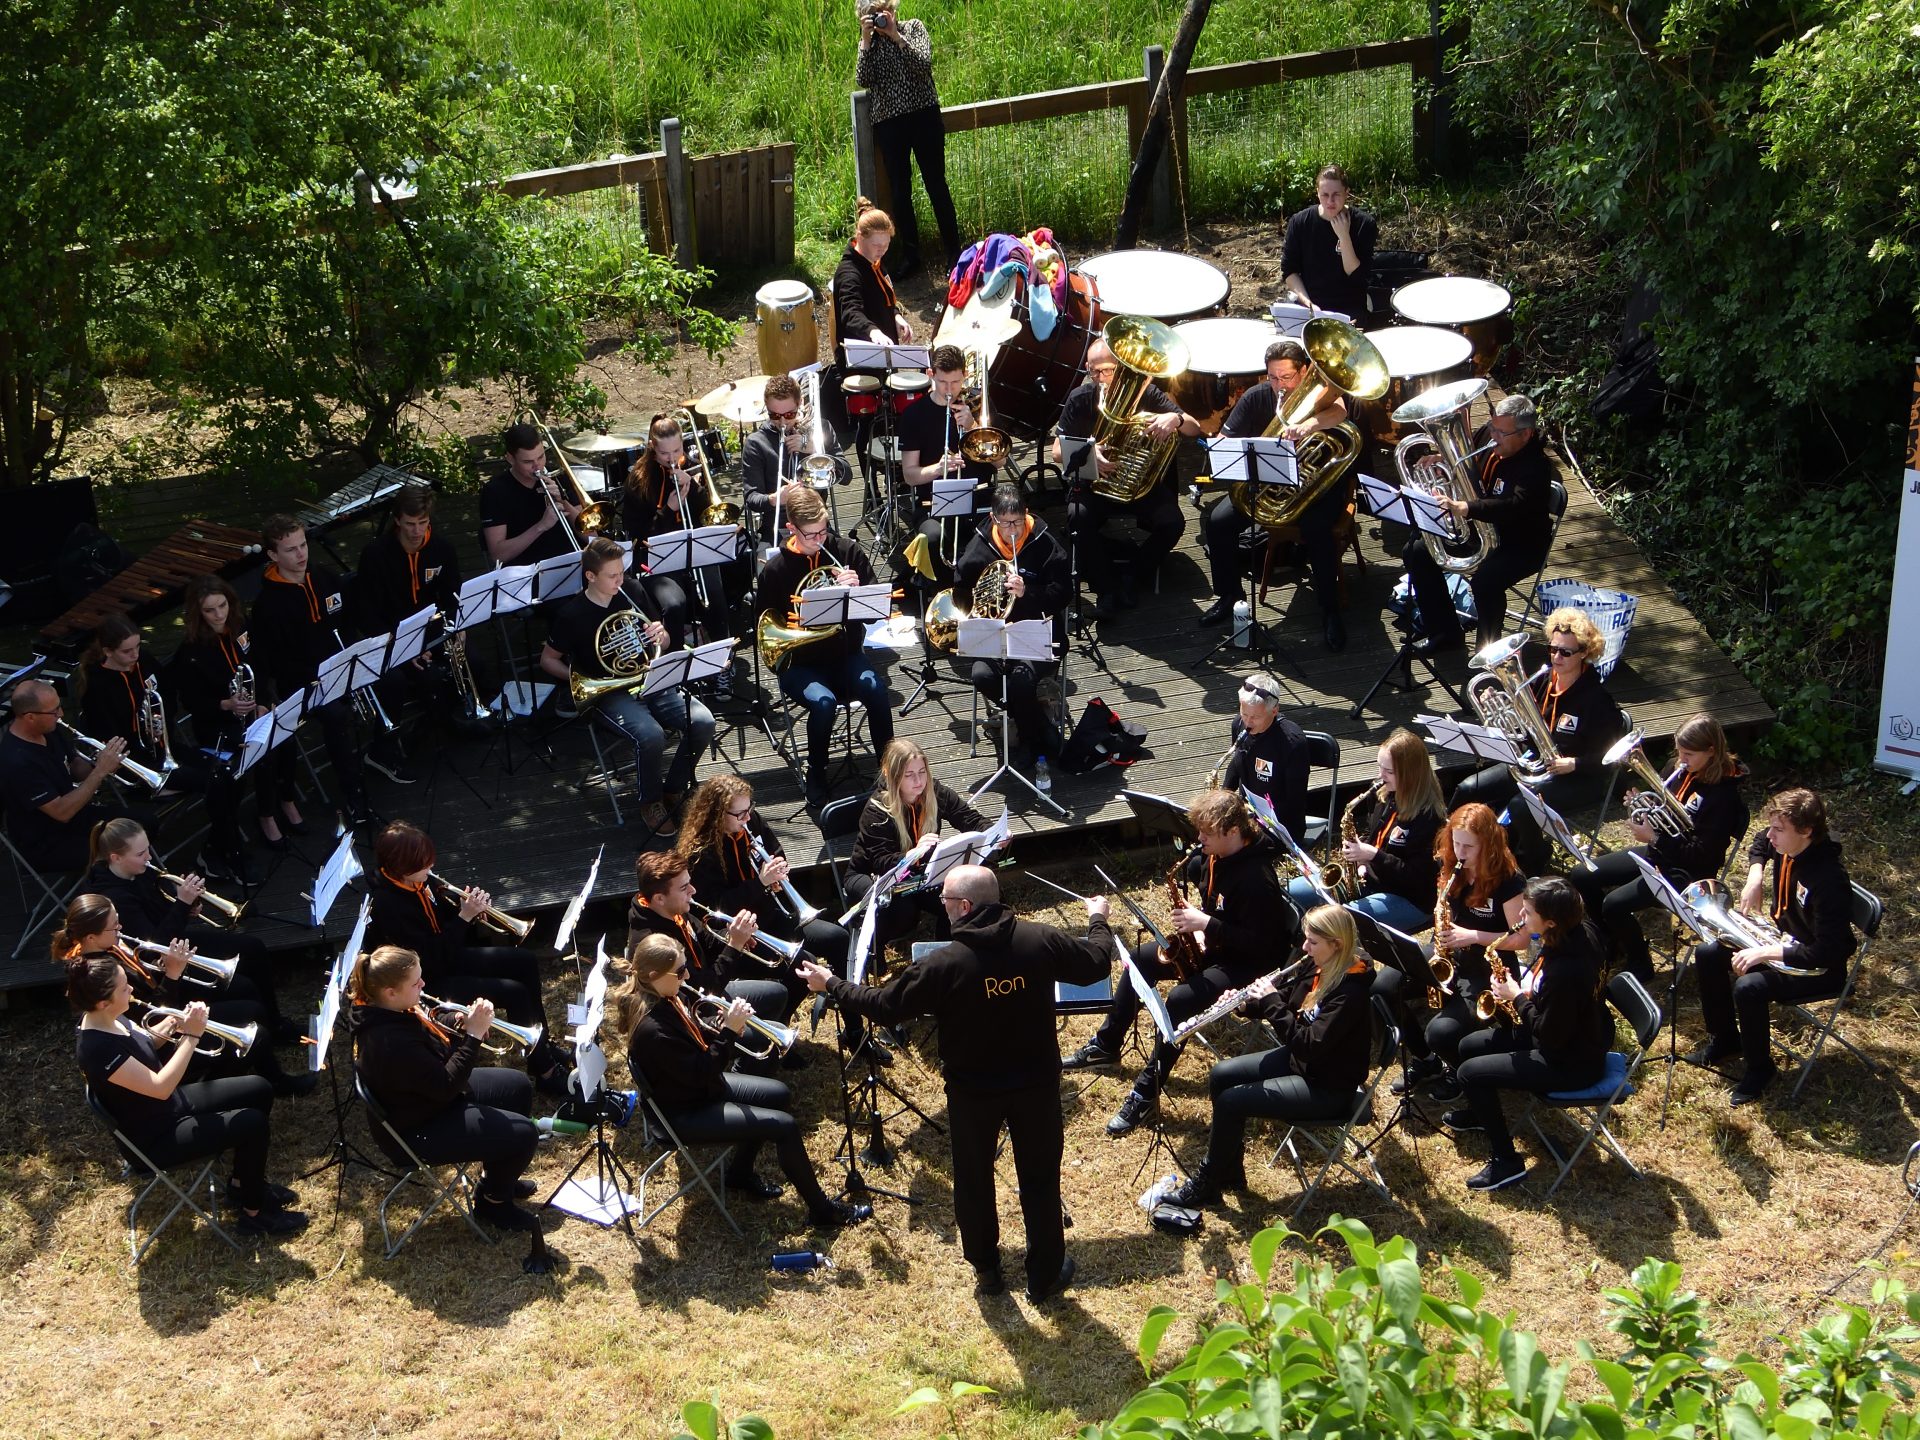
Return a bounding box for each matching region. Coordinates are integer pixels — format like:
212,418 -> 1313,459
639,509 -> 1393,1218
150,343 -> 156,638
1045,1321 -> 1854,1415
427,945 -> 548,1031
1569,847 -> 1689,985
1093,941 -> 1240,1099
1423,989 -> 1492,1068
148,752 -> 246,860
1068,481 -> 1186,597
1458,1026 -> 1604,1160
1203,1045 -> 1352,1175
1402,533 -> 1549,645
872,104 -> 962,268
1695,940 -> 1840,1077
969,658 -> 1061,758
135,1074 -> 276,1208
1451,763 -> 1613,875
177,924 -> 281,1020
1203,486 -> 1345,613
307,699 -> 367,805
660,1071 -> 832,1212
403,1067 -> 537,1202
947,1075 -> 1065,1290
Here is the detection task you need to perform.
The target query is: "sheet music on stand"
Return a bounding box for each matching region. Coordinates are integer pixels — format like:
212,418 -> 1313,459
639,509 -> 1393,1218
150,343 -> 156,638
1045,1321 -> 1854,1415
232,703 -> 283,778
453,572 -> 500,633
1357,475 -> 1456,540
1126,951 -> 1176,1042
1629,851 -> 1700,935
492,563 -> 541,615
1204,434 -> 1299,491
1270,302 -> 1349,338
309,896 -> 372,1072
313,633 -> 389,709
645,525 -> 738,574
1416,713 -> 1525,767
566,933 -> 617,1049
955,616 -> 1054,664
390,604 -> 438,665
1511,783 -> 1598,871
849,882 -> 883,986
930,477 -> 978,519
1245,792 -> 1337,906
842,339 -> 931,371
639,639 -> 735,700
919,809 -> 1012,893
534,548 -> 587,602
310,829 -> 364,928
796,583 -> 892,629
553,845 -> 604,961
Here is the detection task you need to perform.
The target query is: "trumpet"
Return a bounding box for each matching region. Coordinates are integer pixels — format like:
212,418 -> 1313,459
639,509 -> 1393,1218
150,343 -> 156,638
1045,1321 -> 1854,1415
748,836 -> 821,927
150,866 -> 247,926
421,993 -> 545,1052
331,627 -> 397,734
121,935 -> 238,988
130,1000 -> 257,1058
686,899 -> 808,968
441,617 -> 492,723
684,984 -> 799,1060
428,870 -> 534,942
59,722 -> 171,793
229,662 -> 256,713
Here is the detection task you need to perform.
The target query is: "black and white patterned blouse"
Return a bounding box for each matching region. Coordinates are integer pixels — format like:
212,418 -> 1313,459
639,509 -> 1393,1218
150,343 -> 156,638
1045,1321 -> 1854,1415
856,17 -> 940,124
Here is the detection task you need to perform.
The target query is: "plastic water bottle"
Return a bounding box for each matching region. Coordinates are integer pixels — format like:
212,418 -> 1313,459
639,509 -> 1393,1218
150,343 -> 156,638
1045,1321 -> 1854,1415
770,1250 -> 833,1273
535,1116 -> 591,1136
1231,600 -> 1252,648
1034,755 -> 1052,793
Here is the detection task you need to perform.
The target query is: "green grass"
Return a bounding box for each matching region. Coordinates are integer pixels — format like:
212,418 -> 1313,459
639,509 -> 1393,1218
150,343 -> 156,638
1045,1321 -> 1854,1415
425,0 -> 1427,268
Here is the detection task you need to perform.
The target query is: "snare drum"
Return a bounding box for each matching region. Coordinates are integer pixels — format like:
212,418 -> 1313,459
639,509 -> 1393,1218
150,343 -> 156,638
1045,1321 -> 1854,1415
1390,277 -> 1513,377
842,372 -> 883,418
1079,250 -> 1231,325
886,370 -> 930,414
1358,325 -> 1476,445
1168,318 -> 1275,434
755,280 -> 818,375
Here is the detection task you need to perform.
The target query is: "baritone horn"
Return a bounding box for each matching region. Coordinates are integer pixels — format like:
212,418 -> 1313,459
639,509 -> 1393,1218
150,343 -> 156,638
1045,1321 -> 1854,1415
1464,633 -> 1558,786
150,866 -> 248,926
685,985 -> 799,1060
1605,730 -> 1694,838
429,870 -> 534,942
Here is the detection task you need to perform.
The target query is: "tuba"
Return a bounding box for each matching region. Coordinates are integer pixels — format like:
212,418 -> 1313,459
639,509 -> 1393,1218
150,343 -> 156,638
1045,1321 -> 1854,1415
958,349 -> 1010,467
569,606 -> 660,707
1230,318 -> 1389,528
1605,730 -> 1694,838
1090,316 -> 1191,502
1463,633 -> 1558,786
1394,377 -> 1499,575
755,566 -> 841,671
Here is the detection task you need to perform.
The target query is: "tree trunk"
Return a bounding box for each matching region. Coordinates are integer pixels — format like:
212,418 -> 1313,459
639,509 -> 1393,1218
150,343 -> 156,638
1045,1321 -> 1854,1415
1114,0 -> 1213,249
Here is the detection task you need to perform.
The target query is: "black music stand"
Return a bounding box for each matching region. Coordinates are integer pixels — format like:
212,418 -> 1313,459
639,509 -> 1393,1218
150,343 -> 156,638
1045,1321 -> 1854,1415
1200,435 -> 1299,670
1347,909 -> 1443,1148
961,616 -> 1064,816
299,900 -> 399,1223
1121,788 -> 1198,848
1630,852 -> 1696,1130
461,565 -> 559,782
1352,475 -> 1470,719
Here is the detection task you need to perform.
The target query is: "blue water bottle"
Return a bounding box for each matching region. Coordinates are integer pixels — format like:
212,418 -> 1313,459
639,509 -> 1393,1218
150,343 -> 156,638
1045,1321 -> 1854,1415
770,1250 -> 832,1273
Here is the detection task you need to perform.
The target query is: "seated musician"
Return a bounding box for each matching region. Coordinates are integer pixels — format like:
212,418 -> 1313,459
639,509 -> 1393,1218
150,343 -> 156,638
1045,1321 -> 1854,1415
1448,877 -> 1612,1191
54,893 -> 313,1096
849,738 -> 988,952
613,933 -> 871,1228
1451,605 -> 1628,875
1,679 -> 132,874
830,200 -> 912,448
540,536 -> 715,836
1395,803 -> 1528,1101
741,376 -> 851,552
623,414 -> 733,642
1403,395 -> 1554,656
85,817 -> 296,1045
1053,336 -> 1201,623
627,849 -> 796,1045
75,613 -> 253,882
1569,713 -> 1750,984
753,484 -> 895,809
175,576 -> 305,851
480,421 -> 580,567
71,951 -> 307,1238
349,944 -> 542,1232
1168,904 -> 1375,1208
1198,339 -> 1352,652
1279,164 -> 1376,322
952,484 -> 1070,766
1064,789 -> 1297,1139
1687,788 -> 1856,1105
1220,671 -> 1311,842
895,343 -> 997,585
1289,728 -> 1444,933
355,485 -> 484,742
250,515 -> 375,826
367,820 -> 568,1094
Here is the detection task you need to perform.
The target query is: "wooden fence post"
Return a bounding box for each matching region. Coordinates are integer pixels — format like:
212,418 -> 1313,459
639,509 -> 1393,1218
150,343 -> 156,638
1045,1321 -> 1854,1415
851,89 -> 891,214
661,117 -> 694,265
1143,47 -> 1175,235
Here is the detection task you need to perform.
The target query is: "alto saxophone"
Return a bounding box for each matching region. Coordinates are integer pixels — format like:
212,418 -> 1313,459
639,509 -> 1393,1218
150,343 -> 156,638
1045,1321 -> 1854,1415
1478,940 -> 1521,1025
1162,850 -> 1206,979
1427,858 -> 1462,1009
1321,786 -> 1371,903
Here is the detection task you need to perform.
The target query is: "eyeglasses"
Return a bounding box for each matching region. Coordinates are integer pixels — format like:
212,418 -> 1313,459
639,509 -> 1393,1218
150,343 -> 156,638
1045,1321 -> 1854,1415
1546,644 -> 1582,659
794,526 -> 829,541
767,407 -> 798,420
26,705 -> 63,716
726,806 -> 753,819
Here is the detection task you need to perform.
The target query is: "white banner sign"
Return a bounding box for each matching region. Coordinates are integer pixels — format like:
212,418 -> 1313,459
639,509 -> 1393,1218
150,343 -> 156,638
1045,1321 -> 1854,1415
1875,358 -> 1920,780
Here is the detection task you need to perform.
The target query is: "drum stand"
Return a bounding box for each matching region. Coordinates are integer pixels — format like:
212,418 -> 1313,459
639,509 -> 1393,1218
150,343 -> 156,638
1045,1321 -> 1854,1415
1062,509 -> 1108,671
896,586 -> 951,716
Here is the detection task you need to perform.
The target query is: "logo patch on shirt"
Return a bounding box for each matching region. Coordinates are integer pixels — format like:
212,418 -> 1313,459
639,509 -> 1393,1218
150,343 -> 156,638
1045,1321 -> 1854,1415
1254,757 -> 1274,781
236,631 -> 250,653
1389,825 -> 1408,844
424,565 -> 442,583
1684,793 -> 1702,812
324,591 -> 344,614
1556,714 -> 1579,733
1795,881 -> 1808,908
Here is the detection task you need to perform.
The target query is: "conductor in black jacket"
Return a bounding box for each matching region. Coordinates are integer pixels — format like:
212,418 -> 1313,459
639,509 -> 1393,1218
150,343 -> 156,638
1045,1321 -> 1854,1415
952,485 -> 1070,762
800,864 -> 1111,1302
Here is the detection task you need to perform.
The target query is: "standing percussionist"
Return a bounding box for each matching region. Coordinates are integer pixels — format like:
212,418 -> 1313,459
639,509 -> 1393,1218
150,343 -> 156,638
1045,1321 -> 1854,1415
830,201 -> 911,453
1217,671 -> 1311,843
1065,789 -> 1298,1140
753,485 -> 895,809
1280,164 -> 1375,322
1404,395 -> 1554,657
480,421 -> 581,567
800,864 -> 1111,1302
895,344 -> 997,584
952,484 -> 1070,764
1687,788 -> 1856,1105
1053,336 -> 1201,623
1198,339 -> 1353,651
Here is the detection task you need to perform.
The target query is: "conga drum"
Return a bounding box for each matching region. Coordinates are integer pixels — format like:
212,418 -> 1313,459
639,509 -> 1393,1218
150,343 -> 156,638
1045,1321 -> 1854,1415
841,373 -> 883,420
886,370 -> 930,414
755,280 -> 818,375
1389,277 -> 1513,377
1079,250 -> 1231,326
1168,318 -> 1274,435
1359,326 -> 1476,446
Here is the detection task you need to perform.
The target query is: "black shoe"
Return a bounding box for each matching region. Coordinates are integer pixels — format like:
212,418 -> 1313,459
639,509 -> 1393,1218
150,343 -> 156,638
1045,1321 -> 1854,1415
1168,1162 -> 1243,1208
1061,1039 -> 1120,1071
804,772 -> 830,810
1465,1155 -> 1528,1191
279,810 -> 310,836
974,1265 -> 1006,1297
473,1198 -> 537,1231
1199,596 -> 1237,626
226,1181 -> 300,1209
1428,1076 -> 1465,1105
1093,592 -> 1120,622
1323,612 -> 1347,653
1026,1254 -> 1076,1305
1730,1066 -> 1777,1106
256,826 -> 291,853
810,1199 -> 873,1229
1410,633 -> 1465,658
534,1063 -> 572,1098
1441,1107 -> 1484,1133
270,1070 -> 318,1098
1391,1055 -> 1442,1096
1684,1039 -> 1741,1069
236,1206 -> 309,1238
1106,1089 -> 1157,1138
344,795 -> 377,827
727,1171 -> 786,1202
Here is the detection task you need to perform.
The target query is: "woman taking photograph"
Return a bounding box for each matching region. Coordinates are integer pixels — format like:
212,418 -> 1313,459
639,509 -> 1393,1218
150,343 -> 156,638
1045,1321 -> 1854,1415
853,1 -> 960,277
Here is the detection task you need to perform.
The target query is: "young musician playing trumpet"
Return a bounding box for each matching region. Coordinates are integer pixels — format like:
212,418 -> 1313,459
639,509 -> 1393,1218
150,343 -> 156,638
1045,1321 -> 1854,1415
952,485 -> 1071,765
614,933 -> 871,1228
848,738 -> 987,951
1287,727 -> 1444,933
349,944 -> 542,1233
71,952 -> 308,1238
1448,878 -> 1612,1191
1687,788 -> 1856,1105
1,678 -> 132,875
1168,904 -> 1375,1208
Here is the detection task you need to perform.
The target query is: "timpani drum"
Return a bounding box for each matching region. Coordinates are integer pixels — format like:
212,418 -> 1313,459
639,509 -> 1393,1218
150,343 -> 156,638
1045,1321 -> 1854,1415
1358,325 -> 1476,445
1389,277 -> 1513,377
1168,318 -> 1275,435
1079,250 -> 1231,325
886,370 -> 930,414
841,372 -> 883,419
754,280 -> 818,375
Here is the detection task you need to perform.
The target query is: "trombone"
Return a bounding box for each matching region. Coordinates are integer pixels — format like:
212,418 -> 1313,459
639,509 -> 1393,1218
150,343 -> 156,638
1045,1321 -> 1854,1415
121,935 -> 238,988
150,866 -> 247,926
668,408 -> 741,528
684,984 -> 798,1060
428,870 -> 534,942
421,993 -> 545,1052
748,835 -> 821,927
130,999 -> 257,1058
59,722 -> 171,793
533,414 -> 616,546
686,898 -> 807,968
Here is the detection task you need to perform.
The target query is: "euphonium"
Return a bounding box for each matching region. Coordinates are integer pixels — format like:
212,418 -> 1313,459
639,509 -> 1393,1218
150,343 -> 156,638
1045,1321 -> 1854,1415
1678,880 -> 1825,976
1393,376 -> 1499,576
421,993 -> 545,1052
1605,730 -> 1694,838
130,1000 -> 257,1058
748,835 -> 821,927
1464,633 -> 1558,786
669,407 -> 741,528
1229,318 -> 1389,528
59,722 -> 170,793
755,566 -> 841,671
429,870 -> 533,942
570,606 -> 660,707
1090,315 -> 1191,502
150,866 -> 247,926
685,984 -> 799,1060
120,935 -> 238,988
958,348 -> 1010,467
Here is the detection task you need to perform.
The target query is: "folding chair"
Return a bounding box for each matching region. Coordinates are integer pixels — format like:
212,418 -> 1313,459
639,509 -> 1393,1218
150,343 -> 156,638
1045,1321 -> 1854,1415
1526,971 -> 1661,1195
629,1071 -> 743,1238
353,1073 -> 494,1259
1269,994 -> 1399,1220
84,1085 -> 240,1264
581,707 -> 691,829
1781,883 -> 1883,1101
1299,729 -> 1341,849
3,819 -> 84,960
818,792 -> 870,913
1504,479 -> 1570,632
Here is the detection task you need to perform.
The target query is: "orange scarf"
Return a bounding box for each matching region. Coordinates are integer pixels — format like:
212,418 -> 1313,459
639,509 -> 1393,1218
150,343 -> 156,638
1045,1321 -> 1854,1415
381,870 -> 441,933
265,565 -> 322,622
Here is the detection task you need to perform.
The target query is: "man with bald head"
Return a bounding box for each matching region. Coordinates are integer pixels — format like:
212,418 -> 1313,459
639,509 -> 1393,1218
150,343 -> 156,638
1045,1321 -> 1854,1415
1,679 -> 135,872
800,863 -> 1113,1304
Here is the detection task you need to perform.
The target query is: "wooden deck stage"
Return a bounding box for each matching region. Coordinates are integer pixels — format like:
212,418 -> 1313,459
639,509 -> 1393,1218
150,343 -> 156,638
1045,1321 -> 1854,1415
0,399 -> 1772,993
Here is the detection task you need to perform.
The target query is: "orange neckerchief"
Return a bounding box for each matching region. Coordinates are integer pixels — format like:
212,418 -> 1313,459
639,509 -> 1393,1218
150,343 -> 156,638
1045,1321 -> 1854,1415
636,896 -> 704,967
784,535 -> 809,556
101,659 -> 145,724
1671,767 -> 1696,807
667,992 -> 711,1051
264,565 -> 322,622
1479,447 -> 1507,488
1371,804 -> 1398,850
381,869 -> 441,933
1773,854 -> 1795,924
403,526 -> 432,605
217,635 -> 243,675
725,829 -> 754,885
410,1004 -> 456,1043
867,254 -> 897,311
1538,670 -> 1574,730
1205,855 -> 1218,908
906,800 -> 925,846
990,516 -> 1033,560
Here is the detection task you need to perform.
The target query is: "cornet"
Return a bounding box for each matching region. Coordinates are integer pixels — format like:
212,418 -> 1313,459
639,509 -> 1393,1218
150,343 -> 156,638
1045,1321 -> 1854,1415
428,870 -> 534,942
421,993 -> 545,1052
748,836 -> 821,927
150,866 -> 247,926
684,985 -> 798,1060
59,722 -> 171,793
130,1000 -> 257,1058
686,899 -> 807,967
121,935 -> 238,988
137,676 -> 180,782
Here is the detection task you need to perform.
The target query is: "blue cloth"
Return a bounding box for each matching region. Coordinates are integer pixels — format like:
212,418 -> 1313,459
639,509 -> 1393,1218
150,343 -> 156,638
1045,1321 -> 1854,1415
1545,1050 -> 1631,1105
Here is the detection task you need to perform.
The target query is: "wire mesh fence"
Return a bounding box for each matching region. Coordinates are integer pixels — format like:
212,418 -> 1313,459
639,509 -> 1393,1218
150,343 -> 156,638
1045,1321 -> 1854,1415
933,109 -> 1137,247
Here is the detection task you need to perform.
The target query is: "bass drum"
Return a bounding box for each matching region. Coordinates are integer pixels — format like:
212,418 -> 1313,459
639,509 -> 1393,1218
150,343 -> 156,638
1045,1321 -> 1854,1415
1357,325 -> 1475,445
937,269 -> 1098,443
1390,277 -> 1513,377
1168,318 -> 1273,435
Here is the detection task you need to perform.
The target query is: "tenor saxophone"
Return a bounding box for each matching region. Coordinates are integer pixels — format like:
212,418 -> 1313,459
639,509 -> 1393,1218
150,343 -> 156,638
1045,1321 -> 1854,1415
1162,851 -> 1206,979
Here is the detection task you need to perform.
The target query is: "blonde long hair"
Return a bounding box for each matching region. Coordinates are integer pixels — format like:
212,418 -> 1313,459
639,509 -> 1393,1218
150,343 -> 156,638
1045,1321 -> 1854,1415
1301,904 -> 1361,1010
877,738 -> 939,853
610,934 -> 687,1040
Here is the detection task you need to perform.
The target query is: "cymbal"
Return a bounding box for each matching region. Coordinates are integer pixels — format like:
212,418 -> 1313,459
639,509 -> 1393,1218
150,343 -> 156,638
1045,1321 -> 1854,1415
563,430 -> 647,454
721,389 -> 769,424
690,382 -> 736,416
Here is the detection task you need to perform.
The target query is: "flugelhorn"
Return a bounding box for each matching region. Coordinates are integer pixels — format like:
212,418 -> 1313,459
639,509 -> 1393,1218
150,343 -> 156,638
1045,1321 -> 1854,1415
121,935 -> 238,988
685,985 -> 798,1060
59,722 -> 171,793
748,836 -> 820,927
686,899 -> 807,967
137,675 -> 180,781
150,866 -> 247,926
130,1000 -> 257,1058
421,993 -> 545,1052
428,870 -> 534,942
1605,730 -> 1694,838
